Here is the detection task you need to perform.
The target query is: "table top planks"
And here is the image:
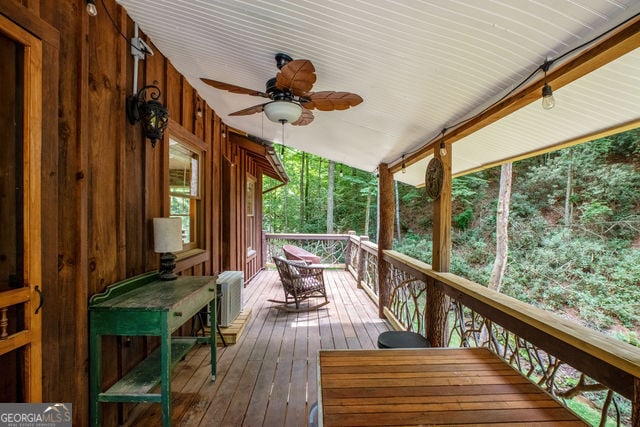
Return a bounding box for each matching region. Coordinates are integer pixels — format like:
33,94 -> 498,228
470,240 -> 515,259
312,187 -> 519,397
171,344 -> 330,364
318,347 -> 587,426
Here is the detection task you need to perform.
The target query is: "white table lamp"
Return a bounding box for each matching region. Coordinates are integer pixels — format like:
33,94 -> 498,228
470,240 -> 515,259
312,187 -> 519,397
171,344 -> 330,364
153,217 -> 183,280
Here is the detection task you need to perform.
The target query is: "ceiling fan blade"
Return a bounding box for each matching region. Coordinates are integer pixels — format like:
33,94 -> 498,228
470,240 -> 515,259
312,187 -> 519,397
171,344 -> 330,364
201,78 -> 268,97
291,109 -> 314,126
276,59 -> 317,96
228,103 -> 266,116
301,91 -> 363,111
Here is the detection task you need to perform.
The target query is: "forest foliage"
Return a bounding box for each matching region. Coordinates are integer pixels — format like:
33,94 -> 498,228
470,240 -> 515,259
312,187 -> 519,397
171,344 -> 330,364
263,130 -> 640,340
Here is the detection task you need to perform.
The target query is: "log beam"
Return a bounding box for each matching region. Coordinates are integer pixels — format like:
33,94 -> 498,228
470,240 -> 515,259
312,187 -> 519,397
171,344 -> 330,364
427,141 -> 452,346
377,163 -> 395,318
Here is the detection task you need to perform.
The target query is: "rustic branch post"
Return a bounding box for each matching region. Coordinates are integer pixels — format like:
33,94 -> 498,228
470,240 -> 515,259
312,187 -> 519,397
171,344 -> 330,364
377,163 -> 395,319
357,236 -> 369,289
428,141 -> 452,347
262,230 -> 267,266
344,230 -> 356,271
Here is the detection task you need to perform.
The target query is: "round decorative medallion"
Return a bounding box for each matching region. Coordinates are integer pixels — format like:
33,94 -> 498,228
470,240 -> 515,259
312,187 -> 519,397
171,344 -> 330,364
425,158 -> 444,200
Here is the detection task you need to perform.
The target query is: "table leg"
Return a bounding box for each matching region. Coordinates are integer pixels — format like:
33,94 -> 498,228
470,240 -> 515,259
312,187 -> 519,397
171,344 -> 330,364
160,319 -> 171,427
210,298 -> 216,381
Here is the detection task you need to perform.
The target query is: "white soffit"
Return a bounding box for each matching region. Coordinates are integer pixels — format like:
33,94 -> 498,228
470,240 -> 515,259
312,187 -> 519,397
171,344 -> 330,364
397,47 -> 640,186
116,0 -> 640,182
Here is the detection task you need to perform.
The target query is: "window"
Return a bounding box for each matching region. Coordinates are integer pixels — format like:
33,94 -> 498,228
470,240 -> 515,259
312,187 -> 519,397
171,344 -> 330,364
246,174 -> 256,255
169,136 -> 201,251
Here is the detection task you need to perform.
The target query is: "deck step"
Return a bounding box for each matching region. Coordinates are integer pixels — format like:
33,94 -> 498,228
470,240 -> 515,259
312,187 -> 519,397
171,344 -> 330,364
206,309 -> 252,345
98,338 -> 197,402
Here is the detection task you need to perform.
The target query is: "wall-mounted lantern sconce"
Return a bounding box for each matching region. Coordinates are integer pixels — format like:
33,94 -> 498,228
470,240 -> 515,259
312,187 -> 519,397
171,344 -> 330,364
126,84 -> 169,147
195,96 -> 204,119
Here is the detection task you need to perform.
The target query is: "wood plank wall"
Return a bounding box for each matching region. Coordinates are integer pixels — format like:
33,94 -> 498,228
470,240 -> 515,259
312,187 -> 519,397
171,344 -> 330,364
2,1 -> 268,424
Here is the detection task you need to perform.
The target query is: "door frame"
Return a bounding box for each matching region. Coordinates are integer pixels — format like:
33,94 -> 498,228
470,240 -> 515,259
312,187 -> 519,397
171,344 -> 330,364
0,12 -> 42,402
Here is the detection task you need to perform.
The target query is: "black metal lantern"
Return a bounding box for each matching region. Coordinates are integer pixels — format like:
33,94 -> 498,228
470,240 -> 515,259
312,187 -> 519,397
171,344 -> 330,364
126,85 -> 169,147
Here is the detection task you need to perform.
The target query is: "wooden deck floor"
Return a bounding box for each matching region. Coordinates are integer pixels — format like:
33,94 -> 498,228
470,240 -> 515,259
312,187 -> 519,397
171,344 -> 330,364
128,268 -> 391,426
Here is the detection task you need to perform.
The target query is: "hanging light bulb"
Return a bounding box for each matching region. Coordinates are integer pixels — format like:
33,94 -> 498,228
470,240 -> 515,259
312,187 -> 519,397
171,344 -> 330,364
541,83 -> 555,110
439,128 -> 447,156
86,0 -> 98,16
401,155 -> 406,173
541,60 -> 555,110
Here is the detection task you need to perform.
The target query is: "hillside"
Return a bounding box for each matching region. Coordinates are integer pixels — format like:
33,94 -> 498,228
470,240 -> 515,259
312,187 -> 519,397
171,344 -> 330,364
396,129 -> 640,343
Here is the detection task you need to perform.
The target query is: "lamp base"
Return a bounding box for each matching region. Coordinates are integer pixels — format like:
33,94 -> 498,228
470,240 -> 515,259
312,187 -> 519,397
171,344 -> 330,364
159,252 -> 178,281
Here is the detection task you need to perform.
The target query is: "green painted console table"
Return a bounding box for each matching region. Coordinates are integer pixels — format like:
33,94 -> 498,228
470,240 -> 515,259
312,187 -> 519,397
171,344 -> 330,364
89,272 -> 217,426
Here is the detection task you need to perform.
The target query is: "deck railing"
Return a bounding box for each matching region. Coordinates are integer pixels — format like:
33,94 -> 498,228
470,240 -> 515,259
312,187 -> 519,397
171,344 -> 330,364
265,232 -> 640,426
264,232 -> 358,267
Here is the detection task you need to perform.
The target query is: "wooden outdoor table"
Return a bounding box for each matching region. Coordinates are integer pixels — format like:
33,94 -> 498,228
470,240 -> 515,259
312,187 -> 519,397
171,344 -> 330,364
317,347 -> 587,426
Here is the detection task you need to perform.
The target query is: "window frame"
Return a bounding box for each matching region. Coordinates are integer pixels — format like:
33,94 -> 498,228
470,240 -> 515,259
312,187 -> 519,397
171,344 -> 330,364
246,173 -> 256,257
166,121 -> 207,253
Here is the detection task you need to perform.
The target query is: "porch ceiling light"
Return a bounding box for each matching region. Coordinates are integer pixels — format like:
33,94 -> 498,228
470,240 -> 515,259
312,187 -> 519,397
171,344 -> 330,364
541,60 -> 555,110
541,83 -> 555,110
263,100 -> 302,124
126,84 -> 169,147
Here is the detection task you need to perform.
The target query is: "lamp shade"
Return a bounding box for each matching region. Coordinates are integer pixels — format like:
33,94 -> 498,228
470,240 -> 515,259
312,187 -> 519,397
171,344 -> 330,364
153,217 -> 183,253
263,100 -> 302,124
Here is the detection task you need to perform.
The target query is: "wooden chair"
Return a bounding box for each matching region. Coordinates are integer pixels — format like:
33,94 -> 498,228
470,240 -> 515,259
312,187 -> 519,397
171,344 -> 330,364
270,257 -> 329,312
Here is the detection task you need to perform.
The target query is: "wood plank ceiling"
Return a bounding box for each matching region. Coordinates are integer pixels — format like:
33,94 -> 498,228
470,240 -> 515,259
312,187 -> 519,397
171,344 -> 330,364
116,0 -> 640,185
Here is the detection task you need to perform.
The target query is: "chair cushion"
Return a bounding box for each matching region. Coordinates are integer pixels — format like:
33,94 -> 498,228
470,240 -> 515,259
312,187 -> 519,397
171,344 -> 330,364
377,331 -> 431,348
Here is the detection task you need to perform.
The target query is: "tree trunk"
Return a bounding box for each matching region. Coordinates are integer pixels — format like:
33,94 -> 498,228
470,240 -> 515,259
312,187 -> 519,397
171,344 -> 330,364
489,162 -> 512,293
395,180 -> 402,243
300,152 -> 306,229
304,152 -> 310,222
364,187 -> 371,236
564,149 -> 573,227
282,147 -> 288,231
327,160 -> 335,233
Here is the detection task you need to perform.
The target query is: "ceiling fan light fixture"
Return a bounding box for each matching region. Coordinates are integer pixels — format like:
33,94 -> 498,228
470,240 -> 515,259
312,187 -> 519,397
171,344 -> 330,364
263,100 -> 302,124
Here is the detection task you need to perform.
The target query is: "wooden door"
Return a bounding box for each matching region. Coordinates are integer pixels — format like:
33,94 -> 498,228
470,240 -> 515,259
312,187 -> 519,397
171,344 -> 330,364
0,14 -> 43,403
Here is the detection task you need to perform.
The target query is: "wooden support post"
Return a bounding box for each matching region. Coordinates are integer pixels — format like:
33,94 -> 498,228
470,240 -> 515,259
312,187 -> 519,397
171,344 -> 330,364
377,163 -> 395,319
428,141 -> 452,346
357,236 -> 369,289
345,230 -> 356,271
261,230 -> 267,268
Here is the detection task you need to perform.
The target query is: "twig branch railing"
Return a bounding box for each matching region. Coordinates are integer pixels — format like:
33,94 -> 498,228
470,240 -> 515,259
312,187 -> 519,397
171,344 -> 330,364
264,232 -> 357,266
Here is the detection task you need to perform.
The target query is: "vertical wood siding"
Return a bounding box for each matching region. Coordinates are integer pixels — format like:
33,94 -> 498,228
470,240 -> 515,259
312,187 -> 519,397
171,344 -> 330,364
2,1 -> 271,424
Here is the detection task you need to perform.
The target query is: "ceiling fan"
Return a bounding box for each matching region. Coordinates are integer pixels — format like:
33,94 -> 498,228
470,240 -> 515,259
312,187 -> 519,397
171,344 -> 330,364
201,53 -> 363,126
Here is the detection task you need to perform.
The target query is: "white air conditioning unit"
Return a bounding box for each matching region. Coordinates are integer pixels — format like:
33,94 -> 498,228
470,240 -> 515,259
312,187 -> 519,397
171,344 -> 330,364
216,271 -> 244,327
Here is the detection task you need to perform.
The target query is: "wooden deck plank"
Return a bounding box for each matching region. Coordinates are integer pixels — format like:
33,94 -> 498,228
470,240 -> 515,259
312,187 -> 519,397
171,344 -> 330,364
262,357 -> 293,426
242,357 -> 277,426
284,358 -> 309,427
219,359 -> 262,426
196,336 -> 258,425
